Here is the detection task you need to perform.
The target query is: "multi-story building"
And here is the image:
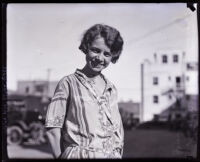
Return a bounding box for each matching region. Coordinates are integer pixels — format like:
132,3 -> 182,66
141,51 -> 198,122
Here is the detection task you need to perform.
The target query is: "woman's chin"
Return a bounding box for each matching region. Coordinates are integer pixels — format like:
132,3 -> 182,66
89,66 -> 104,73
91,68 -> 102,73
87,62 -> 100,70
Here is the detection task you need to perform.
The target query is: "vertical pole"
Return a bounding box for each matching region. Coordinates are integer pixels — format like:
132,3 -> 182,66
196,3 -> 200,160
47,68 -> 51,97
182,51 -> 186,97
141,63 -> 144,123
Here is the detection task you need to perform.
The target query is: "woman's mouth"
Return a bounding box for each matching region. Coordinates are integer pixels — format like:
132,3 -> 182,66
91,60 -> 104,68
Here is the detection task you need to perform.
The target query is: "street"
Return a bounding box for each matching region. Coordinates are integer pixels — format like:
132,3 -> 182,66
7,143 -> 53,159
123,128 -> 197,158
7,128 -> 197,159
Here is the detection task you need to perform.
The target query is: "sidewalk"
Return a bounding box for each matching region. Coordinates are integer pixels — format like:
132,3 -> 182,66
7,144 -> 53,159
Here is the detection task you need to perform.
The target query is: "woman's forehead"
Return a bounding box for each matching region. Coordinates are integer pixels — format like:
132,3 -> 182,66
91,37 -> 110,51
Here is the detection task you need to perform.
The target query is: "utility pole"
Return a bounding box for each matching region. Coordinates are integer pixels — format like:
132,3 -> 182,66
196,3 -> 199,159
47,68 -> 51,97
141,63 -> 144,123
42,68 -> 51,103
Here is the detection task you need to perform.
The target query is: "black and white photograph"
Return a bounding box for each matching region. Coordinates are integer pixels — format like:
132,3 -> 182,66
3,2 -> 199,159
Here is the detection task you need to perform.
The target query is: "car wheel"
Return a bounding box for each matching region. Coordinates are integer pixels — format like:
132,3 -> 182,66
7,126 -> 23,145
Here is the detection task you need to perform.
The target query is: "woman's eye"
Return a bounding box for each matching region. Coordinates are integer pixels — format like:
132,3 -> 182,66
104,52 -> 111,57
91,48 -> 100,53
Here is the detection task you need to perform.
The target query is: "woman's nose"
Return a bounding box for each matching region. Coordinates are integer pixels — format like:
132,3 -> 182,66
95,53 -> 104,61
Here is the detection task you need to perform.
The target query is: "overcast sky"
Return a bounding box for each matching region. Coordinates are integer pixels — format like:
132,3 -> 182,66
7,3 -> 198,102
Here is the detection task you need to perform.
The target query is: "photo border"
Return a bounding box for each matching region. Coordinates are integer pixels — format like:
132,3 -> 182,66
1,1 -> 200,162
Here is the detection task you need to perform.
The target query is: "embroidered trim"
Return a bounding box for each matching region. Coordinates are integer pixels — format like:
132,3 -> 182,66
45,115 -> 65,127
67,144 -> 121,158
97,97 -> 122,156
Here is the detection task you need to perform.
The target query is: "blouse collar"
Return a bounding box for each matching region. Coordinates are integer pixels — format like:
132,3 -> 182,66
75,69 -> 113,92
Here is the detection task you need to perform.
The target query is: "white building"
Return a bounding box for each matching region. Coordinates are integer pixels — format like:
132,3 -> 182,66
185,62 -> 198,95
141,51 -> 198,122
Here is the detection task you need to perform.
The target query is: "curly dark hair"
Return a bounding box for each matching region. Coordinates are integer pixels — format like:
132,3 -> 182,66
79,24 -> 124,64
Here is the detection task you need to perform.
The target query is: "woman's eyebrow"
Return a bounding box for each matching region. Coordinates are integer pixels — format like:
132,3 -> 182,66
91,47 -> 101,51
91,47 -> 99,49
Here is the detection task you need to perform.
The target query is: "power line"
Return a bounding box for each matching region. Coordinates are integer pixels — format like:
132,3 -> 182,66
129,14 -> 192,44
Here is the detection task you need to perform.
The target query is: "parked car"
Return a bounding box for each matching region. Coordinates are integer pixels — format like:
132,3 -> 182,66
7,95 -> 47,145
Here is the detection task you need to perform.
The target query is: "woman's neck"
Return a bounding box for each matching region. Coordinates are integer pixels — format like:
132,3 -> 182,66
81,65 -> 100,78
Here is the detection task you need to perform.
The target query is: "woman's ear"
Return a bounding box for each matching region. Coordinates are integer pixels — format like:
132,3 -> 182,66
79,44 -> 89,55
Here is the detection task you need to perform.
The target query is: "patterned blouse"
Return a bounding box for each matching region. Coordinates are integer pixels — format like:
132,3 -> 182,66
45,69 -> 124,159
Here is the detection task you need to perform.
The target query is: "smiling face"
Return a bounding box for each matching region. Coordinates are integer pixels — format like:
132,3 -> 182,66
85,36 -> 112,74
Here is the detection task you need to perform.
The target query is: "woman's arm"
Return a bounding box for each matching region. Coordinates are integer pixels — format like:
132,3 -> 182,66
46,127 -> 62,158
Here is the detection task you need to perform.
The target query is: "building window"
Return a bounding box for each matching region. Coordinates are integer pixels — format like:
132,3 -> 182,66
168,76 -> 171,81
168,94 -> 172,100
175,114 -> 181,119
186,76 -> 190,81
186,63 -> 191,70
186,95 -> 190,100
153,77 -> 158,85
173,54 -> 179,63
176,76 -> 181,88
25,87 -> 29,94
153,95 -> 159,103
162,55 -> 168,63
35,84 -> 44,93
186,62 -> 198,71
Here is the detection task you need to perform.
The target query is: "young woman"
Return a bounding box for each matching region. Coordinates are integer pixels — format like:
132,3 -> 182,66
45,24 -> 124,159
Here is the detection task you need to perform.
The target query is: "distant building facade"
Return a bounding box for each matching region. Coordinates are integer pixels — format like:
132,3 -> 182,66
17,80 -> 58,97
118,101 -> 140,128
8,80 -> 59,116
118,101 -> 140,120
141,51 -> 198,122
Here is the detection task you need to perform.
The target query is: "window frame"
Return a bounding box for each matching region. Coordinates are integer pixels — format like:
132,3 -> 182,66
153,76 -> 158,85
173,54 -> 179,63
153,95 -> 159,104
176,76 -> 181,88
186,76 -> 190,81
162,55 -> 168,63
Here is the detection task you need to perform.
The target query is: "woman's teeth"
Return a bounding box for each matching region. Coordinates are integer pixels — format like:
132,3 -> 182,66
91,61 -> 103,67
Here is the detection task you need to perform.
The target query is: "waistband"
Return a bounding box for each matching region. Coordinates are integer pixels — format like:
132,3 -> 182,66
69,144 -> 122,157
